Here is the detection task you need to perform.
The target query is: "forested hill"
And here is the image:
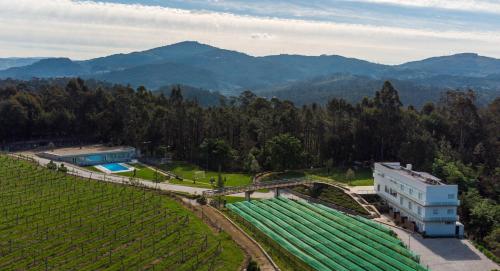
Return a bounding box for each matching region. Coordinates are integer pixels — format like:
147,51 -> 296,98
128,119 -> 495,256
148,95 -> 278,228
0,41 -> 499,106
257,74 -> 500,107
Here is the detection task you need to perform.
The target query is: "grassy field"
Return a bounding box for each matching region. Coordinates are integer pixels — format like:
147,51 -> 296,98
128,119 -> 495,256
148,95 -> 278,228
0,155 -> 243,270
162,161 -> 253,188
117,163 -> 167,182
291,185 -> 369,215
261,167 -> 374,186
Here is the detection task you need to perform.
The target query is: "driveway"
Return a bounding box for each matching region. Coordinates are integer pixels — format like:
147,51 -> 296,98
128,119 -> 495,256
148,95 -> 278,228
389,226 -> 499,271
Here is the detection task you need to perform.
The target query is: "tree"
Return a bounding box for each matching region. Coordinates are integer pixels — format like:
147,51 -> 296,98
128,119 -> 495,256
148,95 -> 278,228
373,81 -> 403,160
325,159 -> 334,174
199,138 -> 235,170
484,227 -> 500,257
265,134 -> 303,170
250,157 -> 261,173
345,168 -> 355,186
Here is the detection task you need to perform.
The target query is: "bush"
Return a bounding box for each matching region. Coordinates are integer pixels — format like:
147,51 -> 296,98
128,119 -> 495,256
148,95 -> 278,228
58,163 -> 68,173
196,196 -> 208,205
47,161 -> 57,170
246,260 -> 260,271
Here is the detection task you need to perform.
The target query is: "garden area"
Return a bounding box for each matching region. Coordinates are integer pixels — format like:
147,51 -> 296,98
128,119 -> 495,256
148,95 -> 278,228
160,161 -> 254,188
291,185 -> 369,215
260,167 -> 374,186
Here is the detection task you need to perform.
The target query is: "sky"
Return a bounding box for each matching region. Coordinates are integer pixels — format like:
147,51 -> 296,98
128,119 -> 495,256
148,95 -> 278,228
0,0 -> 500,64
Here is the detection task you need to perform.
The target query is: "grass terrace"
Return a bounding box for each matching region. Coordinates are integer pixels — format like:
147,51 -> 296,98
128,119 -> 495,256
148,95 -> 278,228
161,161 -> 253,188
228,198 -> 427,271
261,167 -> 374,186
117,163 -> 167,182
291,185 -> 369,215
0,155 -> 243,270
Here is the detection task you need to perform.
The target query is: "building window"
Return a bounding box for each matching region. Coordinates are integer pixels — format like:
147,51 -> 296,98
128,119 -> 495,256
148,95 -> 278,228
409,188 -> 413,195
448,194 -> 455,199
400,197 -> 404,205
400,184 -> 404,191
433,209 -> 439,215
447,209 -> 454,215
408,201 -> 412,210
418,192 -> 422,200
377,184 -> 380,191
417,206 -> 422,215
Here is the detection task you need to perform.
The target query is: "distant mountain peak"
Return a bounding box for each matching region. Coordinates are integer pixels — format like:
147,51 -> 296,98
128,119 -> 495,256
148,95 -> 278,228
452,53 -> 479,58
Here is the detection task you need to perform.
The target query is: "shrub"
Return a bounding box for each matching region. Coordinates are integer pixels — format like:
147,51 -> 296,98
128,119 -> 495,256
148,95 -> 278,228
196,196 -> 208,205
246,260 -> 260,271
58,163 -> 68,173
47,161 -> 57,170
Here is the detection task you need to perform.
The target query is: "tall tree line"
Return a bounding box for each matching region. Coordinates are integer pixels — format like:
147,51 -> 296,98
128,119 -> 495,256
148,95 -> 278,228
0,78 -> 498,256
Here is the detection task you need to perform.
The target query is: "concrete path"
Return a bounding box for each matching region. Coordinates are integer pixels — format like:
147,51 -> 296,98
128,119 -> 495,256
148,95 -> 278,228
17,152 -> 274,199
372,215 -> 499,271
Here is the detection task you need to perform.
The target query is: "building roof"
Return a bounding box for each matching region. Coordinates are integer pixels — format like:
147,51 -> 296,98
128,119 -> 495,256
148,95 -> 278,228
379,162 -> 443,185
42,145 -> 135,157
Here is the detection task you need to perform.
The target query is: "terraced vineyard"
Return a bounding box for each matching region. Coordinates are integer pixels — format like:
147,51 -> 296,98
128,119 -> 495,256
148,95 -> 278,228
228,198 -> 428,271
0,155 -> 243,270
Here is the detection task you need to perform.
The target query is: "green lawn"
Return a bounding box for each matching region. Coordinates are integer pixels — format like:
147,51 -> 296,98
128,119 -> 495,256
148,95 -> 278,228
86,163 -> 167,182
260,167 -> 373,186
306,167 -> 374,186
161,161 -> 254,188
83,165 -> 102,173
117,163 -> 167,182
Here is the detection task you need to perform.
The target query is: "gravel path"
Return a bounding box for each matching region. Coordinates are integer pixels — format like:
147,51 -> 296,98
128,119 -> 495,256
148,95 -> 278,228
201,206 -> 279,271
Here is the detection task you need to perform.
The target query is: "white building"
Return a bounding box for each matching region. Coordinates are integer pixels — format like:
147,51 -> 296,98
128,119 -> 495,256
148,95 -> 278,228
374,162 -> 464,237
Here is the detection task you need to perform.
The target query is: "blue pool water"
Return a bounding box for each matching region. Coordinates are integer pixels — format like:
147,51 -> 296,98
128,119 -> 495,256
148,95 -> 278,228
101,163 -> 129,172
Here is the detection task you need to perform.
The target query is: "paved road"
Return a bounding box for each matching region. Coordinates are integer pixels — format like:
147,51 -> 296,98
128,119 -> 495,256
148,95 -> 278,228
374,215 -> 499,271
19,152 -> 274,199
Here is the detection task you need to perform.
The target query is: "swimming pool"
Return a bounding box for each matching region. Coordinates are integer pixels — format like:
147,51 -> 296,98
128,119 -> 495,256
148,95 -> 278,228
101,163 -> 129,172
94,163 -> 134,173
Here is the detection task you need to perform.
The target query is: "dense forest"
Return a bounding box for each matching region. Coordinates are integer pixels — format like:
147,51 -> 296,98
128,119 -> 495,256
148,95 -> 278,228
0,78 -> 499,259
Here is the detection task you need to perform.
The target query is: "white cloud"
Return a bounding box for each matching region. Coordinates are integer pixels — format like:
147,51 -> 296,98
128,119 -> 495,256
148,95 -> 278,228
0,0 -> 499,64
352,0 -> 500,14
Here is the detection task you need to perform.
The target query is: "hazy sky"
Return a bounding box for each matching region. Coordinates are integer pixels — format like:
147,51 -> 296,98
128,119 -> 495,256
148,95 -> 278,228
1,0 -> 500,64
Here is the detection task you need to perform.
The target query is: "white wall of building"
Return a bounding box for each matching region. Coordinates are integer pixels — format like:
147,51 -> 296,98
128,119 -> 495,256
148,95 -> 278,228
374,162 -> 460,237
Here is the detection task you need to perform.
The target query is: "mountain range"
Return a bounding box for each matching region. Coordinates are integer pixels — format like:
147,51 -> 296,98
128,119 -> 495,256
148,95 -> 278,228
1,41 -> 499,106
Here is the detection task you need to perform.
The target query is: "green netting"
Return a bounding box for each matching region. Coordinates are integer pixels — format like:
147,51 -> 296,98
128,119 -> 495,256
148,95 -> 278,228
233,202 -> 347,271
308,201 -> 405,246
293,199 -> 416,259
226,205 -> 330,271
276,198 -> 426,271
228,198 -> 429,271
308,200 -> 420,261
264,199 -> 402,271
352,215 -> 395,235
250,200 -> 380,271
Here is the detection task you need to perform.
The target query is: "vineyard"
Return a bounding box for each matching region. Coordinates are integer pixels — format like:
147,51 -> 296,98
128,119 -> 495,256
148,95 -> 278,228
0,155 -> 243,270
228,197 -> 429,271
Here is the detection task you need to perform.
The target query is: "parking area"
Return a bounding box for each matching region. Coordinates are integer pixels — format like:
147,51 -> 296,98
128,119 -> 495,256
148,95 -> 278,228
390,226 -> 498,271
